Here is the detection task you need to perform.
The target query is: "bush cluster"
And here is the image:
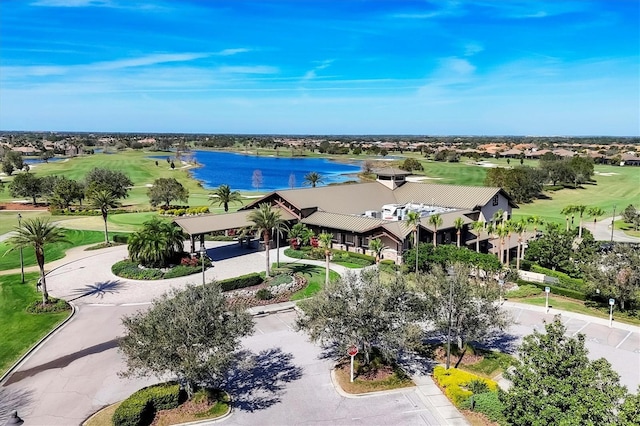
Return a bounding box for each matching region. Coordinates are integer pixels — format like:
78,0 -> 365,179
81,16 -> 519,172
26,298 -> 70,314
159,206 -> 209,216
332,251 -> 375,266
530,265 -> 585,290
162,265 -> 202,279
218,272 -> 264,292
255,288 -> 274,300
112,382 -> 185,426
516,279 -> 586,300
113,234 -> 130,244
433,366 -> 498,407
112,261 -> 163,280
460,391 -> 506,424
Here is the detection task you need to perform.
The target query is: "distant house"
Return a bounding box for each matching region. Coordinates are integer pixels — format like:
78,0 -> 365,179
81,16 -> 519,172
620,153 -> 640,166
174,172 -> 518,264
11,146 -> 39,156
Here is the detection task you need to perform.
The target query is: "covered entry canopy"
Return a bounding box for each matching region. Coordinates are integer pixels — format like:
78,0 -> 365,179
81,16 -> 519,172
173,208 -> 297,237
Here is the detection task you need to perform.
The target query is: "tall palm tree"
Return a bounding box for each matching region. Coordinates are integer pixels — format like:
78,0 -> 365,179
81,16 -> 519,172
303,171 -> 324,188
572,204 -> 587,238
405,211 -> 421,272
211,184 -> 242,212
492,209 -> 505,225
368,238 -> 386,266
504,220 -> 514,266
471,220 -> 485,253
88,188 -> 121,244
6,218 -> 69,305
318,232 -> 334,285
495,222 -> 510,264
511,219 -> 527,270
428,213 -> 443,247
453,217 -> 465,248
248,203 -> 285,277
272,220 -> 289,268
527,215 -> 544,238
587,206 -> 606,234
561,205 -> 574,231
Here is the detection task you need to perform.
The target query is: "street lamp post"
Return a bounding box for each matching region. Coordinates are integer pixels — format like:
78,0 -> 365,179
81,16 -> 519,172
17,213 -> 24,284
545,286 -> 550,313
609,298 -> 615,328
200,246 -> 207,285
610,205 -> 616,243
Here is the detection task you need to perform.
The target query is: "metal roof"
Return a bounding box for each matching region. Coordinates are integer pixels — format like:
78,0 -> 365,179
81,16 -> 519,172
174,208 -> 296,235
301,211 -> 386,233
393,183 -> 517,209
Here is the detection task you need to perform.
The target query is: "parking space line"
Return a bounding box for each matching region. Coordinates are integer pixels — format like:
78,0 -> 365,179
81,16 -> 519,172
572,322 -> 590,336
616,331 -> 633,349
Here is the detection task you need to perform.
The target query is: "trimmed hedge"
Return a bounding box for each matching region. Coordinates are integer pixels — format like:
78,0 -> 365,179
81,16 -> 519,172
112,261 -> 163,280
461,391 -> 506,424
530,265 -> 585,290
113,234 -> 130,244
112,382 -> 184,426
506,284 -> 542,298
516,279 -> 587,301
219,272 -> 264,292
433,366 -> 498,407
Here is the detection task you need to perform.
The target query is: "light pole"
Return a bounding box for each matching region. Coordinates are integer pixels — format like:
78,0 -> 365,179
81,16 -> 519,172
609,298 -> 615,328
445,276 -> 454,370
545,286 -> 550,313
200,246 -> 207,285
610,205 -> 616,243
17,213 -> 24,284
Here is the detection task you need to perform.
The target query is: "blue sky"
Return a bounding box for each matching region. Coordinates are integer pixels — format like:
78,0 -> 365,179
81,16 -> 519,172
1,0 -> 638,135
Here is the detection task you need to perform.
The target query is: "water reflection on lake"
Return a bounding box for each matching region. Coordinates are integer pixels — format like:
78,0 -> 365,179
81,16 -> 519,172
186,151 -> 362,191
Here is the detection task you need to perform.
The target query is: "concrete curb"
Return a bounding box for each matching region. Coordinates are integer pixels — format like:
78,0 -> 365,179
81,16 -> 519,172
0,301 -> 77,386
329,368 -> 415,399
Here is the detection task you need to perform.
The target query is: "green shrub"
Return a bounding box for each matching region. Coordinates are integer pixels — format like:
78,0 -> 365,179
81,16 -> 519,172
283,248 -> 306,259
113,234 -> 130,244
111,260 -> 163,280
344,252 -> 375,263
506,284 -> 542,298
530,265 -> 585,290
26,298 -> 70,314
112,382 -> 183,426
461,391 -> 506,423
162,265 -> 201,279
255,288 -> 274,300
268,274 -> 293,286
219,272 -> 263,292
516,279 -> 586,300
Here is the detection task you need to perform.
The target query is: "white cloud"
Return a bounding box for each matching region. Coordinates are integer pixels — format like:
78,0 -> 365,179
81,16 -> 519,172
217,48 -> 251,56
92,53 -> 210,70
31,0 -> 111,7
217,66 -> 278,74
301,59 -> 334,81
463,42 -> 484,57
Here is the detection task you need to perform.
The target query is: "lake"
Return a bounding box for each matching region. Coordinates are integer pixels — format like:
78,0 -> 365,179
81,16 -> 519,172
187,151 -> 362,191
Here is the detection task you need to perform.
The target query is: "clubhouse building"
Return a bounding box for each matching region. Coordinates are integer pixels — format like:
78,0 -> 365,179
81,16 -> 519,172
174,169 -> 517,263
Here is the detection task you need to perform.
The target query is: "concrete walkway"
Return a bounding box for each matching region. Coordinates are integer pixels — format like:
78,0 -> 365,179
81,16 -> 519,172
582,215 -> 640,243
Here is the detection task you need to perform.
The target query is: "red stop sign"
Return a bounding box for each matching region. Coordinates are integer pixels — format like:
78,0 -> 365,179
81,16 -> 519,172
347,345 -> 358,357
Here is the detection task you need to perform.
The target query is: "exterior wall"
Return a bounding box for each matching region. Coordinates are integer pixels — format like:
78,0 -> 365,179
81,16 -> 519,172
479,193 -> 512,223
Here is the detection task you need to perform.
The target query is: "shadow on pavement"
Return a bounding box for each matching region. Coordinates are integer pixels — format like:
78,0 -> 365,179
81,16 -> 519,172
69,280 -> 126,301
222,347 -> 303,412
3,339 -> 119,386
207,243 -> 260,262
0,387 -> 33,424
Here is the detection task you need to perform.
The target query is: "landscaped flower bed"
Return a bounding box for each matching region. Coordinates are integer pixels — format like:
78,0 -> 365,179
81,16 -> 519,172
111,256 -> 212,280
225,274 -> 307,308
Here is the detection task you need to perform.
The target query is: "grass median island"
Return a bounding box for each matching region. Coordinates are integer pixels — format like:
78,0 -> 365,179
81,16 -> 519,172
333,350 -> 414,394
276,263 -> 340,300
0,272 -> 71,375
0,228 -> 121,271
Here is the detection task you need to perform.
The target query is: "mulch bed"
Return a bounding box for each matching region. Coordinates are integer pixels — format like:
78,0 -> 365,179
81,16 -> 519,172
433,346 -> 484,366
150,399 -> 220,426
0,202 -> 49,211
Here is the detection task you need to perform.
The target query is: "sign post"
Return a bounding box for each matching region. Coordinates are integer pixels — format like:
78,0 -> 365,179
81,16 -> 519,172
347,345 -> 358,383
609,298 -> 615,328
545,287 -> 550,313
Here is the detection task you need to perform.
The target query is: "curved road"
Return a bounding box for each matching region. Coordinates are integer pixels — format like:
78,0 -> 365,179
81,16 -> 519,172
1,242 -> 638,425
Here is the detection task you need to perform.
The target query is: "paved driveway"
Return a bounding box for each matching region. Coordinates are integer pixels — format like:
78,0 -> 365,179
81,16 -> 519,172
1,243 -> 638,425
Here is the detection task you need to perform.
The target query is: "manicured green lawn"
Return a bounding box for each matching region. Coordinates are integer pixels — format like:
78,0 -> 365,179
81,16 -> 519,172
0,210 -> 51,236
515,296 -> 640,326
0,273 -> 71,375
0,228 -> 119,271
274,263 -> 340,300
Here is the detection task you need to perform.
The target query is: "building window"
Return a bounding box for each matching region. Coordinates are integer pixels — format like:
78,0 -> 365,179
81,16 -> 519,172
492,195 -> 499,206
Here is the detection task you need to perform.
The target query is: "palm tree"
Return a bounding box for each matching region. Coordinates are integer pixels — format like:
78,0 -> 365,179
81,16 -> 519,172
561,205 -> 574,231
428,213 -> 443,247
128,218 -> 185,267
211,184 -> 242,212
495,222 -> 510,264
303,171 -> 324,188
368,238 -> 386,266
272,220 -> 289,268
318,232 -> 334,285
527,215 -> 544,238
453,217 -> 465,248
492,209 -> 505,225
6,218 -> 69,305
573,204 -> 587,238
248,203 -> 285,277
587,207 -> 606,234
88,188 -> 121,244
504,220 -> 514,266
471,221 -> 485,253
289,222 -> 314,248
511,219 -> 527,270
405,211 -> 421,272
